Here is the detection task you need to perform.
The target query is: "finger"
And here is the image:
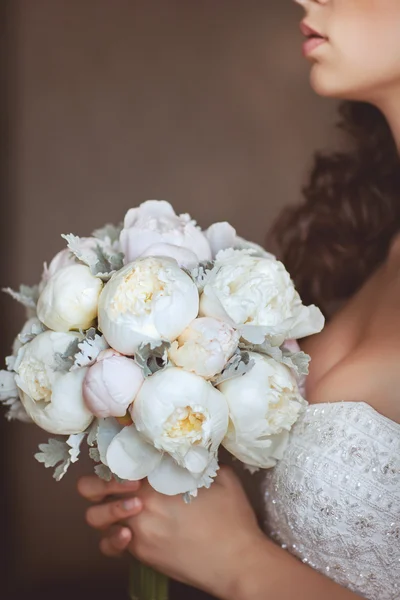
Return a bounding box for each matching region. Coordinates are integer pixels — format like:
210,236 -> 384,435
99,526 -> 132,558
86,496 -> 143,530
78,476 -> 141,502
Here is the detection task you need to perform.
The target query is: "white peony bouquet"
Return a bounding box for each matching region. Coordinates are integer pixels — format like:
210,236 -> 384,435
0,200 -> 324,599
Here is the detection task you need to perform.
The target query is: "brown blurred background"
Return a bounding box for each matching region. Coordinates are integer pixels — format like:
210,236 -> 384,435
0,1 -> 337,599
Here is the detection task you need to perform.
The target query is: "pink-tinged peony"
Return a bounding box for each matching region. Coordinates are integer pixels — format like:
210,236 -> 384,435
83,349 -> 144,418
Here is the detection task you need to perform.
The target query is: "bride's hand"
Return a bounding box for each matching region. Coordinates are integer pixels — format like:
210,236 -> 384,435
78,466 -> 266,599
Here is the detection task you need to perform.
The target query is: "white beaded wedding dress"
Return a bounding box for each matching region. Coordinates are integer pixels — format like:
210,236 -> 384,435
263,401 -> 400,600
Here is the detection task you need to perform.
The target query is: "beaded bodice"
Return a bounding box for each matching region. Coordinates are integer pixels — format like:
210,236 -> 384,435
263,402 -> 400,599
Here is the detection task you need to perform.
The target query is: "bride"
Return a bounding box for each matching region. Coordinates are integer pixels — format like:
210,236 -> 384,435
77,1 -> 400,598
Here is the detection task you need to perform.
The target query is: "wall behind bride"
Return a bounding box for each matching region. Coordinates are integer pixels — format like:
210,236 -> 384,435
0,1 -> 336,599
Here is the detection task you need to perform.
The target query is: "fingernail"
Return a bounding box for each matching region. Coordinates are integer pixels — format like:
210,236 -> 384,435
123,497 -> 141,511
118,528 -> 131,540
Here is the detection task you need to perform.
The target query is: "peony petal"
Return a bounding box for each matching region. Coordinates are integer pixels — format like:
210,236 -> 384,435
106,424 -> 162,480
286,304 -> 325,340
123,200 -> 176,228
233,236 -> 275,259
139,243 -> 199,269
97,417 -> 123,465
148,454 -> 200,495
239,324 -> 285,347
182,446 -> 210,473
223,426 -> 289,469
199,285 -> 236,327
205,222 -> 236,258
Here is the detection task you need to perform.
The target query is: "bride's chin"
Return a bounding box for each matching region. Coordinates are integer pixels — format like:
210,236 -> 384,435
309,66 -> 365,102
309,65 -> 350,99
309,66 -> 336,97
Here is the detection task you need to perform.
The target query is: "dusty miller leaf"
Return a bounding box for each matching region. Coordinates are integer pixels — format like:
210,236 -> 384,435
94,464 -> 113,482
188,261 -> 214,292
92,223 -> 122,244
89,447 -> 101,462
0,369 -> 18,400
86,419 -> 99,446
35,439 -> 70,480
54,339 -> 81,373
72,329 -> 109,370
18,321 -> 46,345
35,434 -> 85,481
239,339 -> 310,377
3,397 -> 32,422
211,350 -> 255,386
62,233 -> 124,281
281,348 -> 310,377
67,433 -> 85,463
90,244 -> 124,278
134,340 -> 171,377
5,355 -> 16,371
0,370 -> 32,422
3,285 -> 40,310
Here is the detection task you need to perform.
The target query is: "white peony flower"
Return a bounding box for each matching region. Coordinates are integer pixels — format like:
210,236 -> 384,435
200,249 -> 324,345
139,242 -> 199,269
37,264 -> 103,332
98,256 -> 199,355
218,352 -> 306,468
120,200 -> 212,264
106,367 -> 229,495
14,330 -> 94,435
83,349 -> 144,418
169,317 -> 239,379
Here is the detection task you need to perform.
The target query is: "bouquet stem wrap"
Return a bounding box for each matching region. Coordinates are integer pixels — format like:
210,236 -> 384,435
129,559 -> 169,600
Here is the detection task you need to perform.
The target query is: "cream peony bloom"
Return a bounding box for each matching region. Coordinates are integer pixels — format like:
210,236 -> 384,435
218,352 -> 306,468
83,349 -> 144,418
37,264 -> 103,332
120,200 -> 212,263
106,368 -> 229,495
168,317 -> 239,379
98,256 -> 199,355
200,249 -> 324,345
14,331 -> 93,435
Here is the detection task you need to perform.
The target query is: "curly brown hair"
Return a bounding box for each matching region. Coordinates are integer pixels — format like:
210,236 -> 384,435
270,101 -> 400,317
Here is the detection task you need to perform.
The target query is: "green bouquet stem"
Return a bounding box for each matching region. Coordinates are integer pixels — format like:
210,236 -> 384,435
129,558 -> 169,600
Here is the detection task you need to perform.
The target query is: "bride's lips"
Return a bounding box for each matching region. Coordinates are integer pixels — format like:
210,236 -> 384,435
300,22 -> 328,57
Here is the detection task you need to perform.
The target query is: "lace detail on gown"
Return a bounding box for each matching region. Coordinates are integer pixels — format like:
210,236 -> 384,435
263,402 -> 400,600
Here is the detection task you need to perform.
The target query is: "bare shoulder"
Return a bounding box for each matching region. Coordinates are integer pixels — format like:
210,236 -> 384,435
307,342 -> 400,425
305,252 -> 400,425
